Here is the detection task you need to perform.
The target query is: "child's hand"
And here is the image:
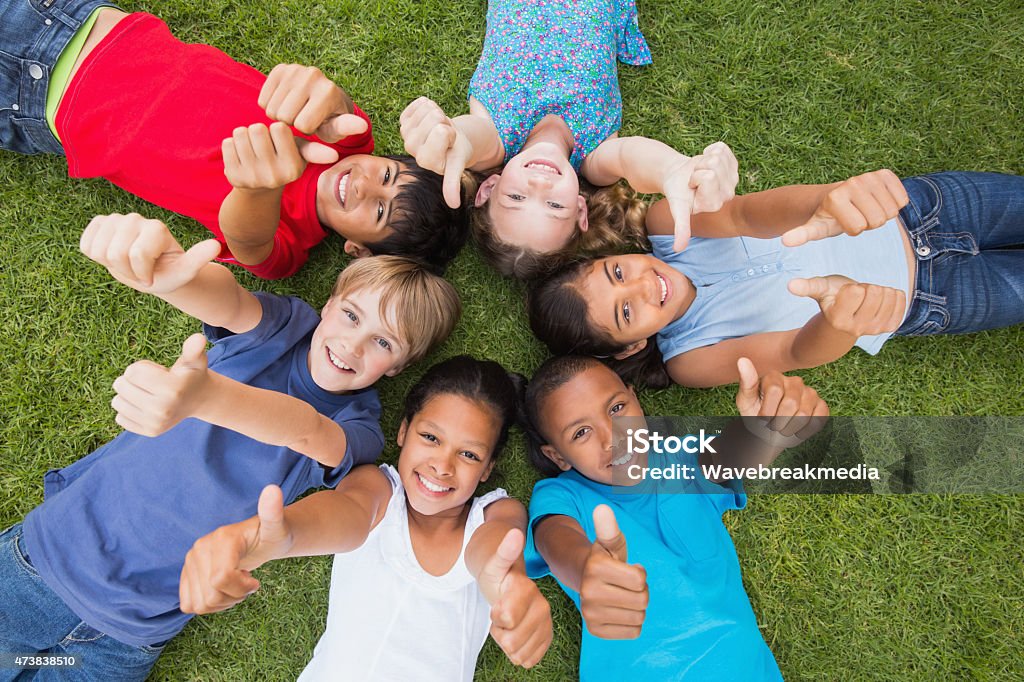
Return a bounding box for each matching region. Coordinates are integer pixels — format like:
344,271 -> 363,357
735,357 -> 829,442
80,213 -> 222,293
781,169 -> 909,247
662,142 -> 739,252
222,122 -> 340,191
112,334 -> 213,437
479,529 -> 553,668
259,64 -> 368,143
580,505 -> 648,640
789,275 -> 907,337
180,485 -> 294,615
400,97 -> 473,208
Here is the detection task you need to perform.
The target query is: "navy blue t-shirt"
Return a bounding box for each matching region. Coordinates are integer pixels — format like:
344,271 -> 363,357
21,293 -> 384,647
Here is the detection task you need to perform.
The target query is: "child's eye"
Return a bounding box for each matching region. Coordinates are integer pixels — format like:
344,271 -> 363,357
572,426 -> 591,440
344,309 -> 358,323
610,402 -> 625,415
622,302 -> 631,323
508,194 -> 524,201
377,202 -> 385,221
460,451 -> 482,462
613,264 -> 623,282
547,201 -> 564,209
376,337 -> 392,351
419,432 -> 439,444
384,168 -> 391,184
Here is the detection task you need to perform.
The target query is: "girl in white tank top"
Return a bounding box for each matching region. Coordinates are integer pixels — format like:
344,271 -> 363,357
179,356 -> 553,679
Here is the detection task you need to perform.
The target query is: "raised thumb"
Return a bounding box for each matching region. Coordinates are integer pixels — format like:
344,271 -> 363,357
296,139 -> 340,165
319,113 -> 369,142
592,504 -> 627,562
781,216 -> 835,248
481,528 -> 524,589
787,276 -> 831,301
173,333 -> 208,371
735,357 -> 761,413
442,152 -> 466,210
256,484 -> 287,543
182,239 -> 223,273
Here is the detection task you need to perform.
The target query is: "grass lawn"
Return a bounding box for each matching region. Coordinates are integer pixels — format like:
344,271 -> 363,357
2,0 -> 1023,679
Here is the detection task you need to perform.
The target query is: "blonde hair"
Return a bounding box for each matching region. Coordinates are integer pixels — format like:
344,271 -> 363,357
469,177 -> 649,281
331,256 -> 461,364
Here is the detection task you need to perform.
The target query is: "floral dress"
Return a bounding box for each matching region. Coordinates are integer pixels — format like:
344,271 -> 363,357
469,0 -> 652,171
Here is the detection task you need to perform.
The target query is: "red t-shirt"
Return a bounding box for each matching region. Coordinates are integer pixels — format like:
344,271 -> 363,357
57,13 -> 375,279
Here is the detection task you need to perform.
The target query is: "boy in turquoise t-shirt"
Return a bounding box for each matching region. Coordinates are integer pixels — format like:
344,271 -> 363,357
522,355 -> 827,680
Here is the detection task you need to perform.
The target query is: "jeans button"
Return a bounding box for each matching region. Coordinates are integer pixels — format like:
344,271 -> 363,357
11,103 -> 18,111
45,19 -> 53,25
29,64 -> 44,80
916,245 -> 931,257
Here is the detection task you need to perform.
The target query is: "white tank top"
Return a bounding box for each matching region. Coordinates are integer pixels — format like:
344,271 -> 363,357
298,464 -> 508,682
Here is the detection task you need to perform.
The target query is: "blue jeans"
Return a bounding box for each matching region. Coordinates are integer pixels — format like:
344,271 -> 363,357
895,171 -> 1024,336
0,0 -> 115,155
0,524 -> 165,682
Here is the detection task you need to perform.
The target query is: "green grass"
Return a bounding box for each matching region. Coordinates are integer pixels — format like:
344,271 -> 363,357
1,0 -> 1023,679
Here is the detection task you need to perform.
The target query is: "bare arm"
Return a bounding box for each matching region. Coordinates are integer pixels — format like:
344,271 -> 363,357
532,514 -> 593,593
217,186 -> 285,267
465,497 -> 529,583
80,213 -> 263,334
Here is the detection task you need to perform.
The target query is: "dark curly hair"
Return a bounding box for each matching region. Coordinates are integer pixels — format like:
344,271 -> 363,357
363,156 -> 470,275
402,355 -> 527,462
527,258 -> 672,389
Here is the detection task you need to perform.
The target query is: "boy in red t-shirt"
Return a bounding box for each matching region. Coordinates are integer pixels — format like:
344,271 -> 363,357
0,4 -> 466,278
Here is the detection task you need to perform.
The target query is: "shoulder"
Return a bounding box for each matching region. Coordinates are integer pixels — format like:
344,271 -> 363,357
528,471 -> 593,521
204,293 -> 317,357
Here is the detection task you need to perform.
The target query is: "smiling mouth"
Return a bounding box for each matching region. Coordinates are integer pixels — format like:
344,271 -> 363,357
336,171 -> 350,208
607,451 -> 634,467
416,472 -> 454,494
656,272 -> 669,305
524,159 -> 561,176
327,348 -> 355,373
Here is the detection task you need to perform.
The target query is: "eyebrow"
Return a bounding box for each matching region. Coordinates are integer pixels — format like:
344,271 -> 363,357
603,262 -> 621,330
420,419 -> 490,450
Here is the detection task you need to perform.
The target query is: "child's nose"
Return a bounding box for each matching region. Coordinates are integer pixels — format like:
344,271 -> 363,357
429,452 -> 454,475
527,174 -> 553,190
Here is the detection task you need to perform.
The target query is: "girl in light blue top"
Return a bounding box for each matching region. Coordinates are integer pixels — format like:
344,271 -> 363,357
528,169 -> 1024,388
399,0 -> 739,279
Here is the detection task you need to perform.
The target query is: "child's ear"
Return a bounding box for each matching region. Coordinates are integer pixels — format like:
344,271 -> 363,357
396,418 -> 409,447
474,175 -> 501,207
479,457 -> 497,483
384,360 -> 407,378
613,339 -> 647,361
344,240 -> 372,258
576,195 -> 590,233
540,444 -> 573,472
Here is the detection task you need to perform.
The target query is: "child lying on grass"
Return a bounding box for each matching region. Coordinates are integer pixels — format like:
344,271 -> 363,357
181,356 -> 553,679
0,213 -> 459,680
0,3 -> 466,277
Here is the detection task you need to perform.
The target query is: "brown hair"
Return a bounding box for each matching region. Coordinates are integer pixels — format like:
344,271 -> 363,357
331,256 -> 461,365
468,175 -> 649,281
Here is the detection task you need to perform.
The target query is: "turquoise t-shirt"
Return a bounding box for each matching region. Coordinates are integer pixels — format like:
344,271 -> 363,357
525,465 -> 782,681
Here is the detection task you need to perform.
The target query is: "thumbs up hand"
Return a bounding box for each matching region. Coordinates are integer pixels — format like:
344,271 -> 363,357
80,213 -> 221,294
789,275 -> 906,337
478,529 -> 553,668
400,97 -> 472,209
180,485 -> 295,615
781,169 -> 909,247
111,334 -> 213,437
580,505 -> 649,640
259,64 -> 365,144
734,357 -> 829,443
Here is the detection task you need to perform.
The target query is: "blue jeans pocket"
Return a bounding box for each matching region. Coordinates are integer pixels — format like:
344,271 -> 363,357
62,621 -> 105,645
12,528 -> 41,578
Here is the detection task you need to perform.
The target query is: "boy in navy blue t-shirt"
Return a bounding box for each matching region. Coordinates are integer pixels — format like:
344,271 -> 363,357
0,213 -> 460,680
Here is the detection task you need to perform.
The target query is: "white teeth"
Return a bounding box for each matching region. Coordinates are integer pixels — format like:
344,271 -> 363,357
609,452 -> 633,467
417,473 -> 451,493
327,348 -> 352,371
525,161 -> 558,174
657,274 -> 668,304
338,174 -> 348,206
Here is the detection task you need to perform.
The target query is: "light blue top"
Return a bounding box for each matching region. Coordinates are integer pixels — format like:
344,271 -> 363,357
652,218 -> 911,362
525,462 -> 782,681
22,294 -> 384,647
468,0 -> 652,171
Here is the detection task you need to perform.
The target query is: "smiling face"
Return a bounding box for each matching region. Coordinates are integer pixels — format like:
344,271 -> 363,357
316,155 -> 413,250
536,364 -> 646,485
308,286 -> 411,393
397,393 -> 500,517
476,143 -> 587,253
577,254 -> 695,351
